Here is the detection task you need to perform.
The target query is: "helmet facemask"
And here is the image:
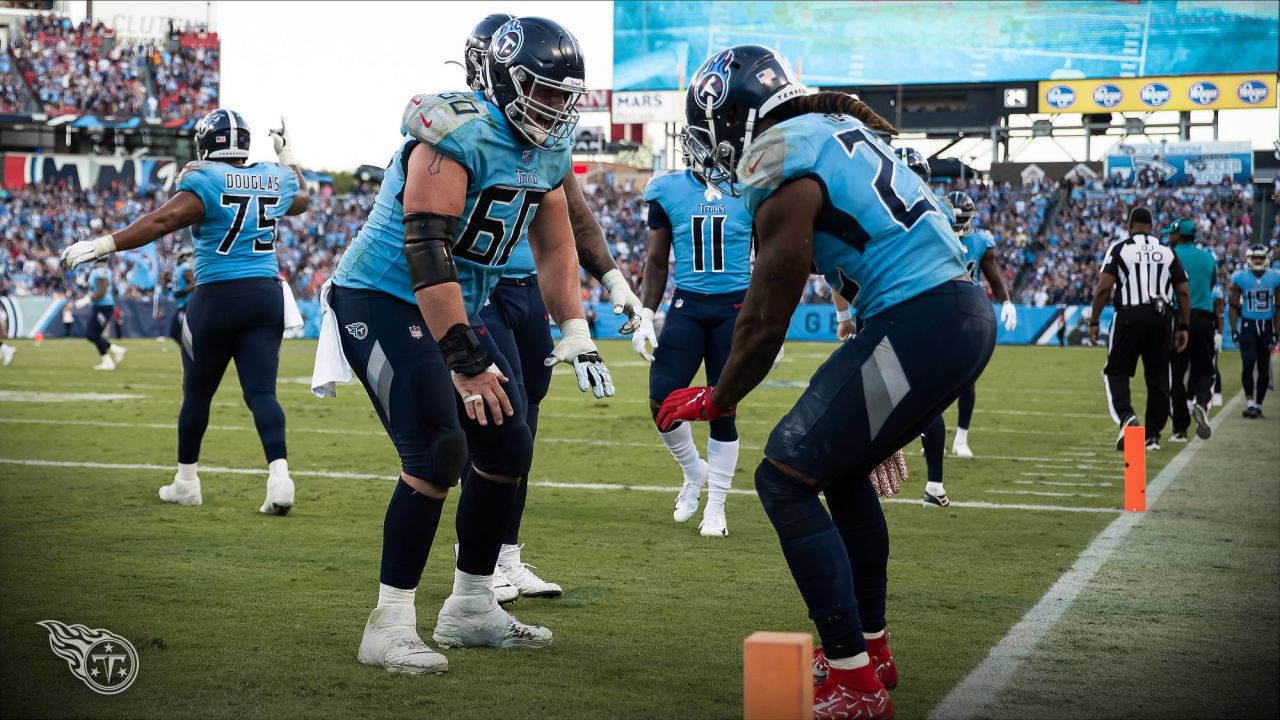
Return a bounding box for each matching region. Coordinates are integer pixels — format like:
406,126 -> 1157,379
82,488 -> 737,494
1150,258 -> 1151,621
1247,246 -> 1271,272
680,123 -> 740,198
487,60 -> 584,150
465,46 -> 486,91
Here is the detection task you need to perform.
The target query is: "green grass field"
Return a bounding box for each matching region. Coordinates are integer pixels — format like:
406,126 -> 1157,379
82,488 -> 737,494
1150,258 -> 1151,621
0,338 -> 1272,719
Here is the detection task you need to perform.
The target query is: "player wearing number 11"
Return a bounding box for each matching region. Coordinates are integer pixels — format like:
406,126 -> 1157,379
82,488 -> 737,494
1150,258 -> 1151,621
59,107 -> 309,515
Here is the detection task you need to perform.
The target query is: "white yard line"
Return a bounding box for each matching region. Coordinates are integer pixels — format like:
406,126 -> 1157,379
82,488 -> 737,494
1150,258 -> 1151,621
0,456 -> 1122,515
928,392 -> 1244,720
989,489 -> 1102,498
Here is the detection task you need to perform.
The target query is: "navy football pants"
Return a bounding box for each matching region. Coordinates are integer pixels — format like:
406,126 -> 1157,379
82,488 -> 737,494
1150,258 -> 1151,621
85,304 -> 113,355
1239,318 -> 1276,404
649,288 -> 744,441
178,278 -> 286,465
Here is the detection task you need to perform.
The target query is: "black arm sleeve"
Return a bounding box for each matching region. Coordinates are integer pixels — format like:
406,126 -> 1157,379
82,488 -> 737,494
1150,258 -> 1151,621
646,200 -> 671,232
403,212 -> 460,291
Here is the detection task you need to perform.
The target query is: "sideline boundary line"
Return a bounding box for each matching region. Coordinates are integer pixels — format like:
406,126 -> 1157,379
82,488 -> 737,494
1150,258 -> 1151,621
927,392 -> 1245,720
0,456 -> 1120,515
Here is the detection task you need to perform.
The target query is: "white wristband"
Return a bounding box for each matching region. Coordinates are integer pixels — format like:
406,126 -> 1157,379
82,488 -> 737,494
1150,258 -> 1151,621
601,268 -> 626,292
276,148 -> 297,167
835,309 -> 852,323
559,317 -> 590,339
93,234 -> 116,257
639,307 -> 655,323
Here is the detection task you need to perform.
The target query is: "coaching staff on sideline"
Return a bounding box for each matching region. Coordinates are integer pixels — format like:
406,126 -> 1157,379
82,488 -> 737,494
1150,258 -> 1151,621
1164,218 -> 1217,442
1088,207 -> 1190,452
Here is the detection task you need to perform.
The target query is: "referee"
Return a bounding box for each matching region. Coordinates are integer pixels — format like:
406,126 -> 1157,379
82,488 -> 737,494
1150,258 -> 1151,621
1088,207 -> 1190,451
1164,218 -> 1216,442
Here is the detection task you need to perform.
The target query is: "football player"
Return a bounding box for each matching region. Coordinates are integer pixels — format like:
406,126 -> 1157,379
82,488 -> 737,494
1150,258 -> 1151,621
62,108 -> 309,513
662,46 -> 995,720
168,248 -> 195,347
68,260 -> 127,370
1229,244 -> 1279,418
327,17 -> 611,674
0,277 -> 12,366
633,143 -> 754,537
395,13 -> 643,602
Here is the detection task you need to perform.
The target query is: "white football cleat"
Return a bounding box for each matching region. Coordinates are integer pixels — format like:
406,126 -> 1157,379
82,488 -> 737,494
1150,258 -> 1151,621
0,344 -> 15,367
92,354 -> 116,371
673,460 -> 707,523
498,544 -> 562,598
109,344 -> 127,366
159,476 -> 202,506
699,508 -> 728,537
1211,393 -> 1223,408
431,593 -> 552,649
491,567 -> 520,605
951,440 -> 974,458
260,474 -> 294,516
357,605 -> 448,674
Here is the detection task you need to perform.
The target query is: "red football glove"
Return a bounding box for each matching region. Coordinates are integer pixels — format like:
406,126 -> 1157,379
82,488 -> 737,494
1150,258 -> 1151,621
657,386 -> 734,431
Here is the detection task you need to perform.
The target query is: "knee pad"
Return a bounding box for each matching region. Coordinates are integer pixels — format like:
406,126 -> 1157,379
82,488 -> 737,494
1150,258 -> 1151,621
471,424 -> 533,480
709,415 -> 738,442
429,430 -> 468,489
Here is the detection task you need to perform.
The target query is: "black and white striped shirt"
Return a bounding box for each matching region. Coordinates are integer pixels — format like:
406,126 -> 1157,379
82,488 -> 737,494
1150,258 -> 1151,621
1100,233 -> 1187,308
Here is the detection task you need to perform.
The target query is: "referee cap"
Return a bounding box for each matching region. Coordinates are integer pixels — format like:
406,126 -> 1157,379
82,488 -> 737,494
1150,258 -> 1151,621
1127,206 -> 1153,225
1160,218 -> 1196,238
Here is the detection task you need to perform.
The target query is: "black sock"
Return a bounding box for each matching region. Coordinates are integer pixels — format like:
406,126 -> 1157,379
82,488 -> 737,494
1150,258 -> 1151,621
379,478 -> 445,589
456,467 -> 518,576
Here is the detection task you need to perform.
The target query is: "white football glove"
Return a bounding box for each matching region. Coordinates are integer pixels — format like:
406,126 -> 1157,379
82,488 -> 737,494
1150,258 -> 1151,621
60,235 -> 115,270
545,318 -> 615,399
771,345 -> 785,372
73,297 -> 91,309
1000,301 -> 1017,332
1214,332 -> 1223,352
631,308 -> 658,362
269,116 -> 296,166
602,269 -> 644,334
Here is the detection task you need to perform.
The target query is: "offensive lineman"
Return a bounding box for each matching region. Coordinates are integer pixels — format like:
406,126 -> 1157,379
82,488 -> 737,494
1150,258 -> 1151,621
663,46 -> 994,719
325,17 -> 612,674
61,108 -> 308,514
633,151 -> 754,537
1229,244 -> 1280,418
398,13 -> 644,600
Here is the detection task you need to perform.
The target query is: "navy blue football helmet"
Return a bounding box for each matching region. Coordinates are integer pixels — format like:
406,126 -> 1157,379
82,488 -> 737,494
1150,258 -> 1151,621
193,108 -> 249,161
895,147 -> 930,182
682,45 -> 812,196
482,16 -> 586,150
464,13 -> 514,91
945,191 -> 975,234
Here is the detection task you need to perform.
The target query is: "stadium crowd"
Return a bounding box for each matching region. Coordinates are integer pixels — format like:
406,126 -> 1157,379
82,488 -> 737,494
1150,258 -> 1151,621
0,13 -> 218,120
1,174 -> 1272,310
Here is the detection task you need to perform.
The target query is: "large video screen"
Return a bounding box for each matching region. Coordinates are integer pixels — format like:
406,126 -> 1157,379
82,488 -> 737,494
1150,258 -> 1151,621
613,0 -> 1279,91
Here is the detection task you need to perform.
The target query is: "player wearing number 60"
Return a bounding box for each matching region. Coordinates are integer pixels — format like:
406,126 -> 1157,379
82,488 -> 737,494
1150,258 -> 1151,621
659,45 -> 996,720
59,107 -> 309,516
323,17 -> 610,675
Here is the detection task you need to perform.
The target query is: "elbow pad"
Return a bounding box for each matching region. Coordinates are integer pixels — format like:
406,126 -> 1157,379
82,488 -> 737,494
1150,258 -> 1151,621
403,212 -> 460,291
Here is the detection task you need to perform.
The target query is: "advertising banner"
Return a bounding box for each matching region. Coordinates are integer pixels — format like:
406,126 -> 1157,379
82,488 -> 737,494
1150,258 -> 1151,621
1,153 -> 179,191
610,91 -> 684,124
1104,141 -> 1253,185
1038,74 -> 1277,114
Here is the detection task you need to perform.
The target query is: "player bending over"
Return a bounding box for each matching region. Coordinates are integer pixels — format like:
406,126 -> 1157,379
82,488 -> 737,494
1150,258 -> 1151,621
660,46 -> 995,720
1229,244 -> 1279,419
632,151 -> 754,537
320,17 -> 612,675
396,13 -> 643,601
61,108 -> 309,514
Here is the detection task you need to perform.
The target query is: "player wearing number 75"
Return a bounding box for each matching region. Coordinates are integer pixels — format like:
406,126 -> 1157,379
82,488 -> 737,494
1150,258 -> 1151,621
60,107 -> 309,517
660,45 -> 996,720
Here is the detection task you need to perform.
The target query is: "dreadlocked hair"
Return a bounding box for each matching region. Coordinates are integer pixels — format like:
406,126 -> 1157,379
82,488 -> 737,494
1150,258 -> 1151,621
770,91 -> 898,135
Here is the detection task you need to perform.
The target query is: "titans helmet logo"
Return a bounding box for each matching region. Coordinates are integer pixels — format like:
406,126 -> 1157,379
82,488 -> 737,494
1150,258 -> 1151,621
493,19 -> 524,63
694,49 -> 734,110
194,110 -> 224,139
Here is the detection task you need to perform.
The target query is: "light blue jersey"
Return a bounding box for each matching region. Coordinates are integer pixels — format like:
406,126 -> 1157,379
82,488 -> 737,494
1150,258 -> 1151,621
172,261 -> 193,309
335,92 -> 571,316
738,113 -> 965,319
177,160 -> 299,285
503,240 -> 537,279
1232,268 -> 1280,320
960,230 -> 995,283
644,169 -> 752,294
88,266 -> 114,306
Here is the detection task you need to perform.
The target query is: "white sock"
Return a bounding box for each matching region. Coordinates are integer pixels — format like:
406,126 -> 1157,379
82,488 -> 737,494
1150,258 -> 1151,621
659,423 -> 703,479
827,651 -> 870,670
377,583 -> 415,608
926,481 -> 946,497
452,568 -> 492,597
863,629 -> 885,640
176,462 -> 199,483
953,427 -> 969,446
704,438 -> 738,513
1249,399 -> 1260,408
268,458 -> 289,478
498,543 -> 520,565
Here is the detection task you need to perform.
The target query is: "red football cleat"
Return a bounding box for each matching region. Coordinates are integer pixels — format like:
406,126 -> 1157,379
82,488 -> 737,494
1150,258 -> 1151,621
813,633 -> 898,690
866,632 -> 898,690
813,664 -> 894,720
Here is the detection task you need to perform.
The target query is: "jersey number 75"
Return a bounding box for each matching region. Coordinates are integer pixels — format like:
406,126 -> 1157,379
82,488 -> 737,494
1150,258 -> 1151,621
217,194 -> 279,254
